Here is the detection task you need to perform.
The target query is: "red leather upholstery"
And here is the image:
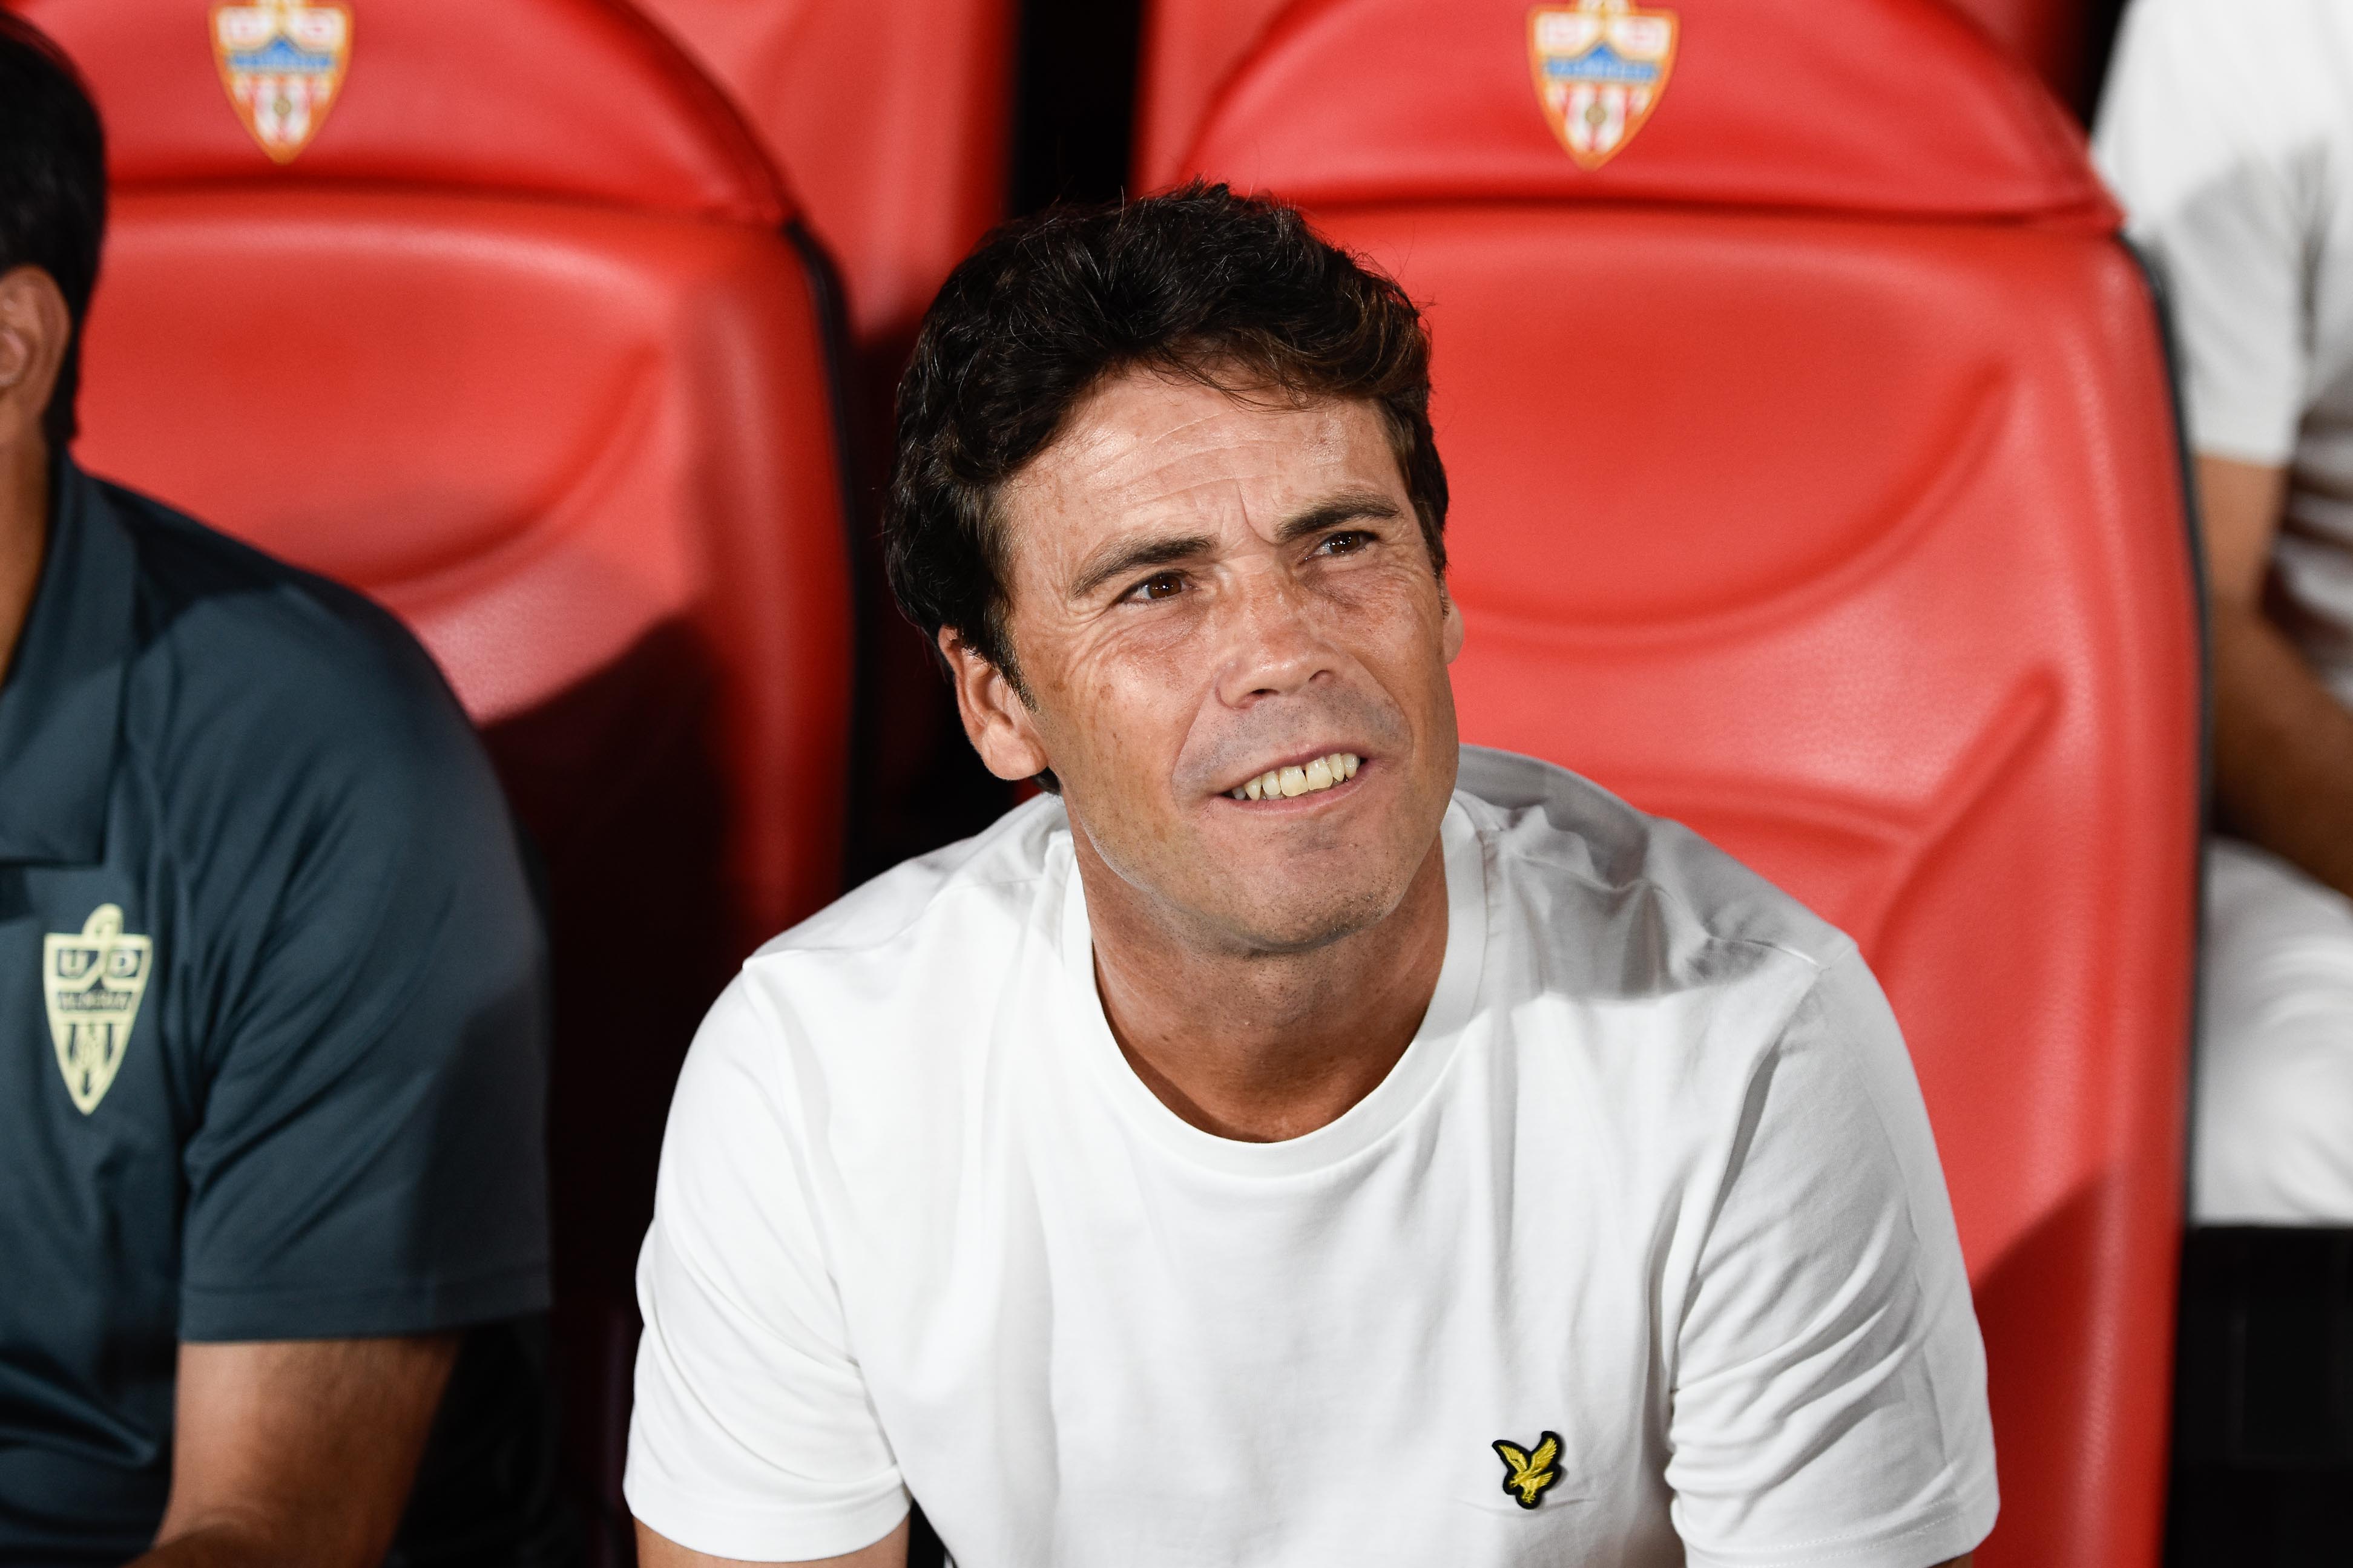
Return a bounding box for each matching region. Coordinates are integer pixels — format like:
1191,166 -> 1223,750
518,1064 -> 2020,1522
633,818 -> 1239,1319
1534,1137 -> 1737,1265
1177,2 -> 2199,1564
1136,0 -> 2108,188
1175,0 -> 2107,218
1136,0 -> 1290,191
630,0 -> 1025,891
33,0 -> 787,221
1948,0 -> 2107,113
14,0 -> 854,1544
632,0 -> 1017,361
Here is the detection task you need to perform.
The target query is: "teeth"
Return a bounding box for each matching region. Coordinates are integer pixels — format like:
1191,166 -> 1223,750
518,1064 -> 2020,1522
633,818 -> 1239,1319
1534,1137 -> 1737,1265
1227,752 -> 1361,801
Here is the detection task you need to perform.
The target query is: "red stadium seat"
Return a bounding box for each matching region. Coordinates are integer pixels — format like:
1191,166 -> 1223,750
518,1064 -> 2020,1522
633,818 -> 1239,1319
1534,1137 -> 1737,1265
9,0 -> 854,1550
1135,0 -> 1290,192
1173,1 -> 2199,1563
1947,0 -> 2110,114
630,0 -> 1018,377
1135,0 -> 2110,189
630,0 -> 1027,890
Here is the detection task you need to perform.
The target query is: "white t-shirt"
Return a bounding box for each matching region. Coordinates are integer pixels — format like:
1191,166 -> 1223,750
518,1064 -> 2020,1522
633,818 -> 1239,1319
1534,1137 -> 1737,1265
2096,0 -> 2353,697
626,747 -> 1996,1567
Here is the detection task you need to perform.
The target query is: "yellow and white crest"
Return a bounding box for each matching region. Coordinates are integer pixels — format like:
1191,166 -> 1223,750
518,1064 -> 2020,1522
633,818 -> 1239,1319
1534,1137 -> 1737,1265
1528,0 -> 1679,170
44,904 -> 153,1115
210,0 -> 353,164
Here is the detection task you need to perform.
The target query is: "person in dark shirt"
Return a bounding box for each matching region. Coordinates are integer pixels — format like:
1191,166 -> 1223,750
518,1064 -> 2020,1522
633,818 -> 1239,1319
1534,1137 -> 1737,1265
0,19 -> 570,1566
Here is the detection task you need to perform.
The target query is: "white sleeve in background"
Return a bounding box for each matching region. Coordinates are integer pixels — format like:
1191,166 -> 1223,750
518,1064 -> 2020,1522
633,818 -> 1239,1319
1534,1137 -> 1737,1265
625,977 -> 911,1563
2094,0 -> 2317,465
1667,949 -> 1998,1568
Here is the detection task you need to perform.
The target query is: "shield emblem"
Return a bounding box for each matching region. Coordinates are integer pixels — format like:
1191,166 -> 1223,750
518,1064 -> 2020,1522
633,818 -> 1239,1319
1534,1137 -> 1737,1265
43,904 -> 153,1115
1527,0 -> 1679,170
210,0 -> 354,164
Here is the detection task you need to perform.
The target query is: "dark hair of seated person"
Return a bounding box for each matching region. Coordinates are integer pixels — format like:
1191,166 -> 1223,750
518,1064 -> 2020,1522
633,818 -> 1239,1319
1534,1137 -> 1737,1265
0,13 -> 105,450
883,181 -> 1451,701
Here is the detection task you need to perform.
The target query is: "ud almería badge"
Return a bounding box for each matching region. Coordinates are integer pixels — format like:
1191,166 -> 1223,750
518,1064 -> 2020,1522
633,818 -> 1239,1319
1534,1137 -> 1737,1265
44,904 -> 153,1115
210,0 -> 353,164
1527,0 -> 1679,169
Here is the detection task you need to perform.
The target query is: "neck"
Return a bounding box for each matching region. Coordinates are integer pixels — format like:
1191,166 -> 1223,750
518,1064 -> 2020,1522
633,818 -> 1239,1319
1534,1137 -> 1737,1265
0,438 -> 48,686
1079,829 -> 1452,1143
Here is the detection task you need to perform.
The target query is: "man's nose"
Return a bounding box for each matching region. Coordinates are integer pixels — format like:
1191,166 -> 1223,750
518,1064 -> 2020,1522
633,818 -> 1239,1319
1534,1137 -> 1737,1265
1212,568 -> 1335,706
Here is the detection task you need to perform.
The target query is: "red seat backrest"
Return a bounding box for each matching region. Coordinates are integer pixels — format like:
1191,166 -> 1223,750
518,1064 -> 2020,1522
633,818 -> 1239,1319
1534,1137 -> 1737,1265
1948,0 -> 2105,112
629,0 -> 1018,372
627,0 -> 1027,894
1135,0 -> 1291,192
1177,2 -> 2198,1564
1136,0 -> 2105,190
11,0 -> 855,1543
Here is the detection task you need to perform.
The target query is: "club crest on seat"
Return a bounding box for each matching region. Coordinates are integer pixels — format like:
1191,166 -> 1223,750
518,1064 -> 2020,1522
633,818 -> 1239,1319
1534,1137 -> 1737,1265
1527,0 -> 1678,170
44,905 -> 153,1116
210,0 -> 353,164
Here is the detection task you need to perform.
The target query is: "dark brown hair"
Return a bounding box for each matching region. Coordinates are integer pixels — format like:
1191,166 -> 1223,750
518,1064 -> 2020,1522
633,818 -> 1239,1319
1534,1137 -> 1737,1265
884,181 -> 1449,690
0,14 -> 106,450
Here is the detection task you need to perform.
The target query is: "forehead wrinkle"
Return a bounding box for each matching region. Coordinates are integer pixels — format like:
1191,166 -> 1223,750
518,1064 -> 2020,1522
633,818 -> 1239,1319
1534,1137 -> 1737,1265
1106,418 -> 1363,533
1002,378 -> 1391,603
1091,418 -> 1323,502
1056,378 -> 1352,480
1030,435 -> 1332,558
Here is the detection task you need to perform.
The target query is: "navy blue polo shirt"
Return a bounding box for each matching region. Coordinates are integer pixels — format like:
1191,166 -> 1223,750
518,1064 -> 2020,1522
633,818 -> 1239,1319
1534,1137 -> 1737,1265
0,461 -> 555,1563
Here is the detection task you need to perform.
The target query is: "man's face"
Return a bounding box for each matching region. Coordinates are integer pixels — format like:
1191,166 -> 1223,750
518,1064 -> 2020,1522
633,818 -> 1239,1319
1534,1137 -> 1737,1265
956,367 -> 1463,956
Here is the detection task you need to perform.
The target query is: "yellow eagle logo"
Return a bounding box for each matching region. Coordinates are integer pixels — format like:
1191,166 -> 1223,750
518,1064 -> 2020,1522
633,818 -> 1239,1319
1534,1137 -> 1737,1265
1492,1429 -> 1564,1509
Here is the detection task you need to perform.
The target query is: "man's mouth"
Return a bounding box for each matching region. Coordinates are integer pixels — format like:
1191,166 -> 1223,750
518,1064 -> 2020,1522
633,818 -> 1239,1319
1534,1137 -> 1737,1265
1225,752 -> 1362,801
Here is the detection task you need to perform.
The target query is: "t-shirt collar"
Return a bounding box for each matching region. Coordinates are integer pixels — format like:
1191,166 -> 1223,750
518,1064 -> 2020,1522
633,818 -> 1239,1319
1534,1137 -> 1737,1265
1056,796 -> 1492,1178
0,458 -> 134,865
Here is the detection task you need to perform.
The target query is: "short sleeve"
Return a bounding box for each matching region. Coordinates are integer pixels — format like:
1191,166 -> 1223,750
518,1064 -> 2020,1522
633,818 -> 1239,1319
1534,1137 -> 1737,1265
1665,948 -> 1996,1568
625,977 -> 910,1563
176,638 -> 551,1342
2095,0 -> 2317,465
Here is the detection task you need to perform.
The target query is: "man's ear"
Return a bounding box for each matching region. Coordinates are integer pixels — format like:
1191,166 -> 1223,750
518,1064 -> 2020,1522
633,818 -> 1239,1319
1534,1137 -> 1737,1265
0,267 -> 71,456
1440,580 -> 1466,665
940,627 -> 1053,783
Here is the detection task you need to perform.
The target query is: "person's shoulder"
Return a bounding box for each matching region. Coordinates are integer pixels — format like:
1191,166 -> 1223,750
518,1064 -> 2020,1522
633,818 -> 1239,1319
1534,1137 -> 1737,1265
2098,0 -> 2339,175
2110,0 -> 2325,64
749,792 -> 1068,973
1455,744 -> 1854,988
1457,750 -> 1909,1189
111,477 -> 449,710
696,797 -> 1069,1111
105,476 -> 488,801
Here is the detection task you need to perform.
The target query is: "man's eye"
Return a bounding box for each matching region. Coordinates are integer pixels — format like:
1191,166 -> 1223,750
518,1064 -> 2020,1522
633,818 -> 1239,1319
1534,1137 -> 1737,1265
1124,571 -> 1186,603
1316,530 -> 1377,556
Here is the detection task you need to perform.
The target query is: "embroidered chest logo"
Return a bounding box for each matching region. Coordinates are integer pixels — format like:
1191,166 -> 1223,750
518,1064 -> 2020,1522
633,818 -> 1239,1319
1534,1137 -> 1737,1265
1492,1429 -> 1564,1509
43,904 -> 154,1115
1527,0 -> 1679,169
210,0 -> 354,164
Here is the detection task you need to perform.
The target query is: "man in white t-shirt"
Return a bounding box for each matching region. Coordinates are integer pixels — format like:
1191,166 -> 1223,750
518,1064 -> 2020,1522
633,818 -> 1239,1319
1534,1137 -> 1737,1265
625,183 -> 1996,1568
2097,0 -> 2353,1224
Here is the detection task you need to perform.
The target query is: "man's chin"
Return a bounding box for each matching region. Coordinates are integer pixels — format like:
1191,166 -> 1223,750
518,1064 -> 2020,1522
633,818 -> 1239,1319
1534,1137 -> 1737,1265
1191,876 -> 1412,959
1070,795 -> 1436,959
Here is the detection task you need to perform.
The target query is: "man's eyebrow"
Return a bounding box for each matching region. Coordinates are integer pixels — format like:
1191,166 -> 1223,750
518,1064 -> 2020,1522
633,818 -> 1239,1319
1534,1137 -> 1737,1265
1066,493 -> 1406,602
1271,492 -> 1406,546
1068,531 -> 1217,601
